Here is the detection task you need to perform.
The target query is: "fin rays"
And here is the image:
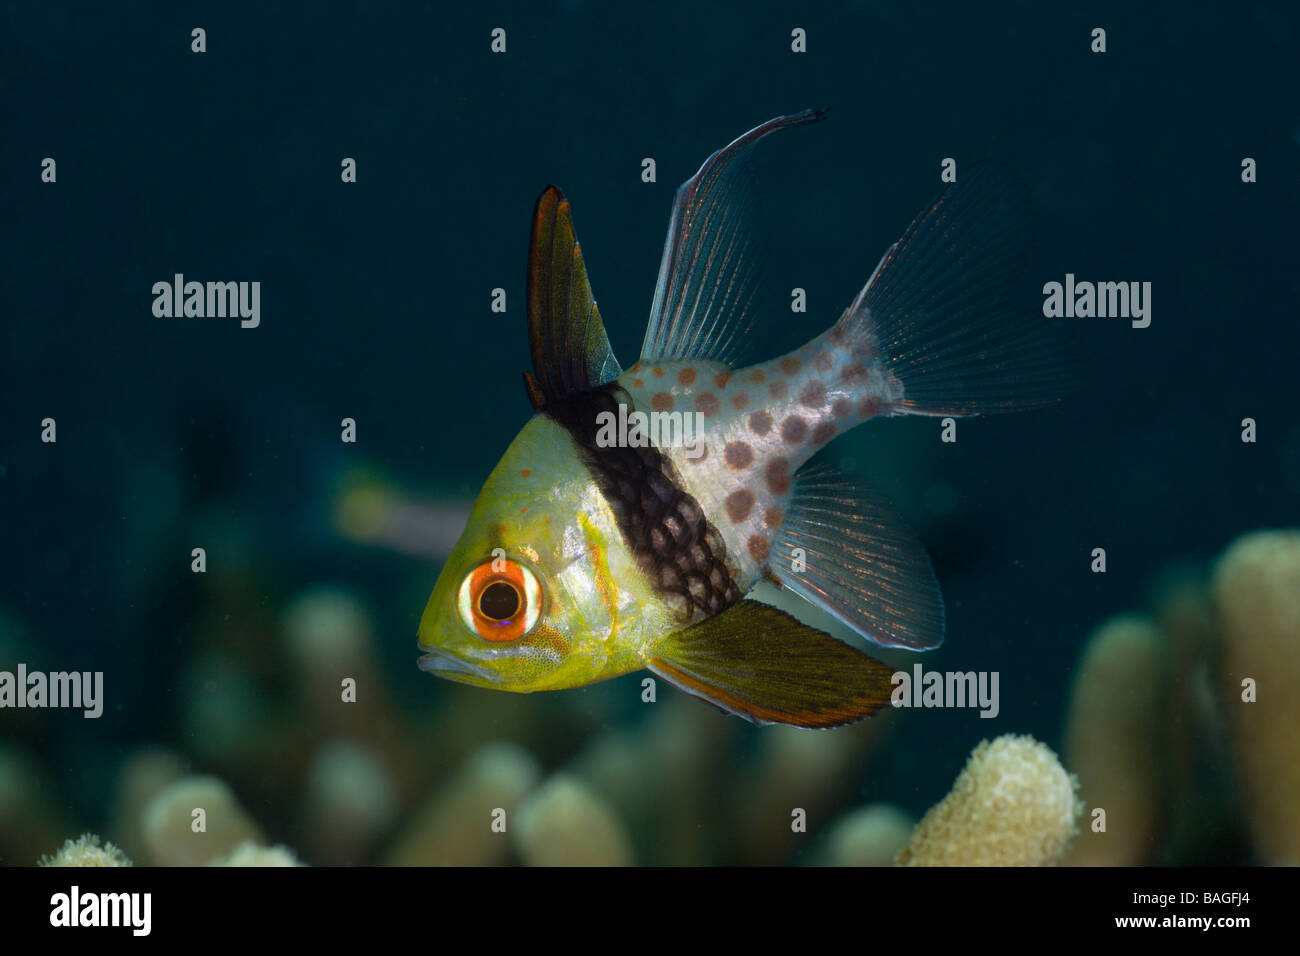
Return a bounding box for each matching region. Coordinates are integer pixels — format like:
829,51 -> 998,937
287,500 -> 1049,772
773,469 -> 945,651
640,110 -> 827,367
526,186 -> 622,409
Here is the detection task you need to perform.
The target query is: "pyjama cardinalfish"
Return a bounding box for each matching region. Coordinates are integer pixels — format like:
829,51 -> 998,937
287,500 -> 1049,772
417,110 -> 1065,727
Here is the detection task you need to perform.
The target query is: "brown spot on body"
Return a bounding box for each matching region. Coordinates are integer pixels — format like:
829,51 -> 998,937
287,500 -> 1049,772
766,458 -> 791,494
677,367 -> 697,387
747,535 -> 770,562
781,416 -> 807,444
749,410 -> 773,436
694,393 -> 721,417
748,369 -> 766,384
832,397 -> 852,418
633,377 -> 644,387
725,489 -> 755,523
764,506 -> 783,529
830,325 -> 848,346
652,392 -> 675,412
859,397 -> 882,418
522,469 -> 531,477
768,381 -> 789,400
843,363 -> 868,385
814,351 -> 834,372
780,356 -> 802,375
799,381 -> 826,408
714,371 -> 732,388
725,442 -> 754,470
652,366 -> 665,377
731,392 -> 750,410
812,422 -> 837,445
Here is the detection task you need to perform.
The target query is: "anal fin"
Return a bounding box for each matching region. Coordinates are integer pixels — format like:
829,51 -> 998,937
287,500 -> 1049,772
647,599 -> 895,728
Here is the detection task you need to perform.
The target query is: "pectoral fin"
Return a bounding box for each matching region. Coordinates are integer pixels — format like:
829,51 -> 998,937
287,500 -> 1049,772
647,599 -> 895,728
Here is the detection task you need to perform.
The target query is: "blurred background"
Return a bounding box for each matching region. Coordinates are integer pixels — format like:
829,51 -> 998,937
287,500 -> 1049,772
1,1 -> 1297,865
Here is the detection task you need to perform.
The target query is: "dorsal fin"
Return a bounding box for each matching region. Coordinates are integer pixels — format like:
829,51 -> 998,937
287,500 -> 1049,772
525,186 -> 622,411
640,109 -> 827,367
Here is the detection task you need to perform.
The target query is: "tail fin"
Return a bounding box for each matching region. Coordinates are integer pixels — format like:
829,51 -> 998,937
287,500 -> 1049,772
838,163 -> 1071,416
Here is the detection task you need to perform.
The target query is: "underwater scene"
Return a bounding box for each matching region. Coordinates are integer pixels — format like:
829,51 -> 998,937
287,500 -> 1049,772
3,2 -> 1299,876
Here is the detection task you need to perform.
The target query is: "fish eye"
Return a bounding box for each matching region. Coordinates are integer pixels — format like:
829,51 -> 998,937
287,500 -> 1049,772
479,581 -> 520,621
457,556 -> 542,642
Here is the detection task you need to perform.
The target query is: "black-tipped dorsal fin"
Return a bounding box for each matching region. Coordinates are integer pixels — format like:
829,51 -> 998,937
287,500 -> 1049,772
640,109 -> 827,367
525,186 -> 622,410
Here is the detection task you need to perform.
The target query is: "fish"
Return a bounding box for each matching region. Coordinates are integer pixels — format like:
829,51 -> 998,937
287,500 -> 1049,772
417,109 -> 1065,727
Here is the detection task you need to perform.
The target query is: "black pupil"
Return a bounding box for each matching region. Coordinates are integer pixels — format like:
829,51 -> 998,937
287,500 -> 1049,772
479,581 -> 521,621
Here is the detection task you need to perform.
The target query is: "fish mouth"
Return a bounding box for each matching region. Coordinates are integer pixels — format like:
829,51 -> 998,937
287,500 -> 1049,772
417,647 -> 497,685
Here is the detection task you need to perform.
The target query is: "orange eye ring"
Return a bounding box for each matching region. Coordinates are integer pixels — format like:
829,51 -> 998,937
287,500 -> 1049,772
457,556 -> 542,642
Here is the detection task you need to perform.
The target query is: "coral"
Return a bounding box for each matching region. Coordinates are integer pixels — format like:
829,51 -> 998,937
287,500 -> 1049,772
106,748 -> 188,863
282,587 -> 377,672
819,804 -> 914,866
1151,570 -> 1239,863
207,841 -> 305,866
513,774 -> 633,866
300,740 -> 400,865
734,721 -> 885,864
140,775 -> 264,866
1212,529 -> 1300,865
896,734 -> 1080,866
40,833 -> 132,867
1062,615 -> 1171,865
384,743 -> 539,866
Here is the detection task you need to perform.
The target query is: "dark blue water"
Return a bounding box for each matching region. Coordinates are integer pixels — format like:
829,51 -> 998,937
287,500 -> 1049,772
2,2 -> 1296,863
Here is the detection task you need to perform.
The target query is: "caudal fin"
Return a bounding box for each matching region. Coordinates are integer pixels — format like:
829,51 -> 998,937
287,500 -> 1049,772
838,163 -> 1071,416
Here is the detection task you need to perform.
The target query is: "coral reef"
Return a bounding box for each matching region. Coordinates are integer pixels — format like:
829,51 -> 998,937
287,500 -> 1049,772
140,775 -> 265,866
818,804 -> 914,867
7,525 -> 1296,868
300,740 -> 400,865
106,748 -> 188,863
208,841 -> 305,866
40,833 -> 133,867
384,743 -> 539,866
1062,615 -> 1170,865
1212,530 -> 1300,865
513,774 -> 633,866
896,735 -> 1080,866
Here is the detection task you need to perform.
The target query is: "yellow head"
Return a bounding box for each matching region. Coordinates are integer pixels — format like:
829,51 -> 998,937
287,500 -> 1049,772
417,416 -> 657,692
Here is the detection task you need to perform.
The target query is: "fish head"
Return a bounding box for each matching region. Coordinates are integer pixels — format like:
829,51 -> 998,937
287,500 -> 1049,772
417,415 -> 652,693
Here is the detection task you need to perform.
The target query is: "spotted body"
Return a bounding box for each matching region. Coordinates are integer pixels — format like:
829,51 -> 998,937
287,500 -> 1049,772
619,321 -> 904,606
417,111 -> 1064,726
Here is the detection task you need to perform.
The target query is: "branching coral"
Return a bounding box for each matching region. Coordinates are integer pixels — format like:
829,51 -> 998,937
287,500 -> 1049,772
1063,615 -> 1170,865
896,734 -> 1080,866
820,804 -> 914,866
514,774 -> 633,866
384,743 -> 539,866
140,775 -> 264,866
1212,529 -> 1300,865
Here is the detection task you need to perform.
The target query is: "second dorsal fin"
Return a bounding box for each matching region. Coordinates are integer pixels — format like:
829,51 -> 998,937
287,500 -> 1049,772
525,186 -> 622,410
